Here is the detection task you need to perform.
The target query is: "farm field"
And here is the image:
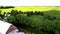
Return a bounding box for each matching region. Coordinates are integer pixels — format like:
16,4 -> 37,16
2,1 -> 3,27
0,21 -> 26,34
0,6 -> 60,14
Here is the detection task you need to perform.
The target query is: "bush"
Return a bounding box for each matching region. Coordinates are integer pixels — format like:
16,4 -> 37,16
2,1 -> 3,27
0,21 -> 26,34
16,14 -> 28,23
5,16 -> 16,24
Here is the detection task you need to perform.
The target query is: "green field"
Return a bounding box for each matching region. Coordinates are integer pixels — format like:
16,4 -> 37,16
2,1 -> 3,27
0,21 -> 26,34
1,6 -> 60,34
0,6 -> 60,14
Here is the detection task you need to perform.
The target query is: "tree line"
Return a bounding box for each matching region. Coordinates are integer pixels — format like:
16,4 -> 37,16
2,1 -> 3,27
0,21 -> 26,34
0,6 -> 14,9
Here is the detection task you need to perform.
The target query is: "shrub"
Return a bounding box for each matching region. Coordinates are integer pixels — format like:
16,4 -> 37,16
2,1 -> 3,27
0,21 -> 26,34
5,16 -> 16,24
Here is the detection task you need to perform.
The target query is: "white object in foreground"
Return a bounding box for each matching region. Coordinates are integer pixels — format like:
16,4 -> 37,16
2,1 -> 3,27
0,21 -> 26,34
0,20 -> 25,34
0,20 -> 12,34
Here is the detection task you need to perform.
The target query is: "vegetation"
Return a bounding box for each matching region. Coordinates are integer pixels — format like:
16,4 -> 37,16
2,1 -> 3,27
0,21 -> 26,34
0,9 -> 60,34
0,6 -> 14,9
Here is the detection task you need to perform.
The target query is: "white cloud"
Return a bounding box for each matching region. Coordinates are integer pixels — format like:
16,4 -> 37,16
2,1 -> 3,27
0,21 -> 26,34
0,0 -> 60,6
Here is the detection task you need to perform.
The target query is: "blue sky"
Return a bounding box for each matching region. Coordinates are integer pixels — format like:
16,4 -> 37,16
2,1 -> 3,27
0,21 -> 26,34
0,0 -> 60,6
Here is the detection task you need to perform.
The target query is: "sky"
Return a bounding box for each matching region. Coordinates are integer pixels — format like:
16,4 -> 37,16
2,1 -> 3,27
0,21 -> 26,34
0,0 -> 60,6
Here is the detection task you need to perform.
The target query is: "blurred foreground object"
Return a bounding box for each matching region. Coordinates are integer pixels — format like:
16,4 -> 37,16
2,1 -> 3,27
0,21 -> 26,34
0,20 -> 25,34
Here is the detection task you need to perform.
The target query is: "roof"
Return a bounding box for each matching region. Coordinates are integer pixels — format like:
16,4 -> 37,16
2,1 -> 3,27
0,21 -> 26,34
0,20 -> 12,34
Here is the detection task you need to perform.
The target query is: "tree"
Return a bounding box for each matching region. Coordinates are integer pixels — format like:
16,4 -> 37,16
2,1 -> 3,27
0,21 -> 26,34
27,12 -> 31,16
0,11 -> 2,17
19,11 -> 23,14
47,16 -> 56,21
15,14 -> 28,27
11,10 -> 19,16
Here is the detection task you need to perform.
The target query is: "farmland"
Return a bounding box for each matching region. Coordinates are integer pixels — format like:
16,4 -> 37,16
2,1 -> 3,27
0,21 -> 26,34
0,6 -> 60,14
